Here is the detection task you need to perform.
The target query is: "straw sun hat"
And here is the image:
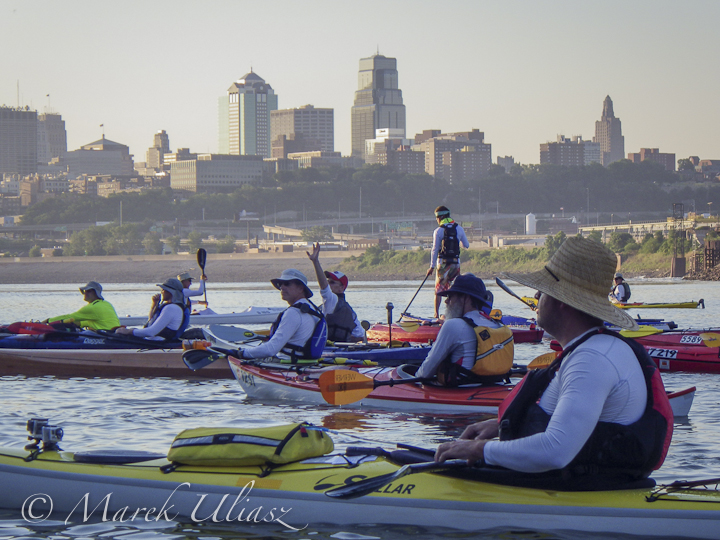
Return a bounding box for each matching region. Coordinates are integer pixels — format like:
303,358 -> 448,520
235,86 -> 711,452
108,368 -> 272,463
504,236 -> 638,330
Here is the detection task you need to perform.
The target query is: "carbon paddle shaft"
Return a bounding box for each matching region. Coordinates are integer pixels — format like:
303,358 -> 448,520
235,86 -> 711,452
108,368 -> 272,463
197,248 -> 208,305
400,274 -> 429,318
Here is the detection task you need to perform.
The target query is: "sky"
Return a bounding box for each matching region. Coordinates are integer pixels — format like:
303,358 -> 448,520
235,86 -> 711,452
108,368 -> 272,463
2,0 -> 718,166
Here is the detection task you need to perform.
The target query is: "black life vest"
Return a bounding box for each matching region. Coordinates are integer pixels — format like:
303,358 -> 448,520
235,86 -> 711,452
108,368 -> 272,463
149,302 -> 189,341
326,294 -> 357,343
439,222 -> 460,262
497,328 -> 673,479
613,281 -> 631,302
269,300 -> 328,362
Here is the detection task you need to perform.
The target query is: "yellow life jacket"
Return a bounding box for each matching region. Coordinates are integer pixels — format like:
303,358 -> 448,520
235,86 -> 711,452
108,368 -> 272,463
438,317 -> 514,386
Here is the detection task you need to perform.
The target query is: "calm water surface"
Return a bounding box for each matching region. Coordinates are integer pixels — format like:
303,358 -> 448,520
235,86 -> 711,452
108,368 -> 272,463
0,278 -> 719,539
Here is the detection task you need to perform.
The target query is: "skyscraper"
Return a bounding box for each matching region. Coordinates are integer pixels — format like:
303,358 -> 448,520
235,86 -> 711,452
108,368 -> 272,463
351,54 -> 406,159
220,70 -> 278,158
0,106 -> 37,175
594,96 -> 625,166
37,113 -> 67,165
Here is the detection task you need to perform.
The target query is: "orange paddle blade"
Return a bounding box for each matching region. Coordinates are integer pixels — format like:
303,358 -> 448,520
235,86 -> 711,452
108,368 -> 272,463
699,333 -> 720,347
527,351 -> 558,370
319,369 -> 376,405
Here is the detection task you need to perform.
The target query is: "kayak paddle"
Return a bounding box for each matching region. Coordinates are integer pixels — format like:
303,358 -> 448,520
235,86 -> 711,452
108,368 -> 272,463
204,324 -> 267,344
495,278 -> 537,311
399,274 -> 430,320
324,459 -> 470,499
182,345 -> 242,371
319,369 -> 434,405
196,248 -> 208,306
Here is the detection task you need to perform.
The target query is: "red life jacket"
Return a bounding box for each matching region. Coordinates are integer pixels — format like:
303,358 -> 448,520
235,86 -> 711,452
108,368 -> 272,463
497,328 -> 673,478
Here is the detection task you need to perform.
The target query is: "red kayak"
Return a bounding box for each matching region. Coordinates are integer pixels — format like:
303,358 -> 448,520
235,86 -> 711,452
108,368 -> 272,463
367,322 -> 544,344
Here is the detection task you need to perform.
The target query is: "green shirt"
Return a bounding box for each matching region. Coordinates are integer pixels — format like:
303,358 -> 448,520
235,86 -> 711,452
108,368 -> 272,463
48,299 -> 120,330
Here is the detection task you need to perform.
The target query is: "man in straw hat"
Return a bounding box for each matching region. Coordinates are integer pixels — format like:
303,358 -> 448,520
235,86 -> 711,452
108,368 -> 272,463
46,281 -> 120,331
415,274 -> 511,384
237,268 -> 327,361
177,271 -> 208,308
427,206 -> 470,319
436,237 -> 672,483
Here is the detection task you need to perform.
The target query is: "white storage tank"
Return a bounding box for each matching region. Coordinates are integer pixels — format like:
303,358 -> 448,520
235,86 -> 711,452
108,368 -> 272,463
525,213 -> 536,235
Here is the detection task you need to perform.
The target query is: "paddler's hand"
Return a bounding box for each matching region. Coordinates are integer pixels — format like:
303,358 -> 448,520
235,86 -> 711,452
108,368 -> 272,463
306,242 -> 321,264
151,294 -> 161,305
426,267 -> 434,277
459,418 -> 499,441
115,327 -> 133,335
435,439 -> 487,465
201,274 -> 207,280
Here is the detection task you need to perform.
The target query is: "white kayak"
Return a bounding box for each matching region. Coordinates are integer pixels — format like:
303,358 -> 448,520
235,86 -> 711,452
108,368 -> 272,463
119,306 -> 284,327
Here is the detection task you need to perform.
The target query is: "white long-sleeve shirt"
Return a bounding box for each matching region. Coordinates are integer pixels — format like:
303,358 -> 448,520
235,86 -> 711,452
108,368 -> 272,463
430,223 -> 469,268
483,330 -> 646,473
183,281 -> 206,300
243,299 -> 318,359
131,303 -> 183,338
416,311 -> 500,378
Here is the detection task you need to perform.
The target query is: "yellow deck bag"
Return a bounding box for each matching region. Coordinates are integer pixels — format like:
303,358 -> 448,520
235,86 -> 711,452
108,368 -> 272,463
166,422 -> 333,467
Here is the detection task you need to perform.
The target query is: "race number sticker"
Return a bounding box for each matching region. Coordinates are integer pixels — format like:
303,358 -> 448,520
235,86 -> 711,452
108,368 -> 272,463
646,348 -> 677,370
679,335 -> 703,345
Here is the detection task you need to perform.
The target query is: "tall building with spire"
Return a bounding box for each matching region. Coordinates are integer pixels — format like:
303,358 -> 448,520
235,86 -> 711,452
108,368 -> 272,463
594,96 -> 625,166
219,70 -> 278,158
351,54 -> 406,159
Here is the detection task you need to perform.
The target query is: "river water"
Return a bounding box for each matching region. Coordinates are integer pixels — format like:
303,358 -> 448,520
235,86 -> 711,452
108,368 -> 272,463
0,278 -> 718,539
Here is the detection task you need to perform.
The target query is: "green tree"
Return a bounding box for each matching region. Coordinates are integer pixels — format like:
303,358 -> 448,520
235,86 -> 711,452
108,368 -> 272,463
545,231 -> 567,259
586,230 -> 602,244
678,158 -> 695,172
187,231 -> 204,253
165,235 -> 181,254
28,245 -> 42,257
104,224 -> 142,255
142,232 -> 163,255
301,226 -> 333,243
216,235 -> 237,253
606,232 -> 634,253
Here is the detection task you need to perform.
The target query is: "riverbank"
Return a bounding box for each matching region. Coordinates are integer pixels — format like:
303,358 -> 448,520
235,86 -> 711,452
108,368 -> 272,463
0,249 -> 675,284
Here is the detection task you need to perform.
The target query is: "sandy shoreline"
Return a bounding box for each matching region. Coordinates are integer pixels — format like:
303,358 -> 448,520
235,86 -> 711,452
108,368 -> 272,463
0,252 -> 363,285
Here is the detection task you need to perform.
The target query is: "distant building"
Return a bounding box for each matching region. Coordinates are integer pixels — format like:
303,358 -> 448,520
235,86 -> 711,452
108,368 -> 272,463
594,96 -> 625,166
696,159 -> 720,179
0,106 -> 37,175
220,70 -> 278,158
271,133 -> 323,159
170,154 -> 265,194
497,156 -> 515,173
146,130 -> 170,170
271,105 -> 333,157
365,129 -> 425,174
540,135 -> 601,167
418,129 -> 492,182
627,148 -> 676,172
351,54 -> 406,159
37,113 -> 67,165
63,136 -> 135,178
287,151 -> 360,169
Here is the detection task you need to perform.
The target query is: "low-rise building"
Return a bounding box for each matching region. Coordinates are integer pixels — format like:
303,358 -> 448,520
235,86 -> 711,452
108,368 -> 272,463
170,154 -> 265,194
627,148 -> 676,172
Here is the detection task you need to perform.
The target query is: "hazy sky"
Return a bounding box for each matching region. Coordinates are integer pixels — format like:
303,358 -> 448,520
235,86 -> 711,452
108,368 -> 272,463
2,0 -> 718,166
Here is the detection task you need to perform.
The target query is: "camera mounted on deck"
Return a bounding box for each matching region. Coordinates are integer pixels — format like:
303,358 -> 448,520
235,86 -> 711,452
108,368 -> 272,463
25,417 -> 63,455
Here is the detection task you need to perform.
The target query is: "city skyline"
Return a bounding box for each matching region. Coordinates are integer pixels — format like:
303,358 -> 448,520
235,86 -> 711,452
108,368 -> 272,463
1,0 -> 718,167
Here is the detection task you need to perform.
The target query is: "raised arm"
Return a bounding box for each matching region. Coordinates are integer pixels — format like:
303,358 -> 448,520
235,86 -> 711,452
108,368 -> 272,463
306,242 -> 329,290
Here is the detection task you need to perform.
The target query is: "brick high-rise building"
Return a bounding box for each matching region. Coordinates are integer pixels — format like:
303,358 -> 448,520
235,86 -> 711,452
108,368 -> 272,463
418,129 -> 492,182
0,106 -> 37,175
271,105 -> 333,158
594,96 -> 625,166
627,148 -> 676,172
351,54 -> 406,159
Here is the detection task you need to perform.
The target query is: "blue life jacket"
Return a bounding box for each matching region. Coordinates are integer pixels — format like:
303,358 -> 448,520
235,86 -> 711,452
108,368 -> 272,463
270,300 -> 327,362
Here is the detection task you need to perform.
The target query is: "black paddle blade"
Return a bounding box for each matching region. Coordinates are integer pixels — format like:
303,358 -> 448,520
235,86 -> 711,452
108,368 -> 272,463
182,348 -> 221,371
196,248 -> 207,270
324,459 -> 468,500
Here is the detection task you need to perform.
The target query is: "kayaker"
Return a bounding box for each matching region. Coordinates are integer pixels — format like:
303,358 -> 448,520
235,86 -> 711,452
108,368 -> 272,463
415,274 -> 512,384
307,242 -> 365,343
435,237 -> 673,484
177,271 -> 208,308
426,206 -> 470,319
235,269 -> 327,361
610,272 -> 631,302
45,281 -> 120,331
115,278 -> 186,340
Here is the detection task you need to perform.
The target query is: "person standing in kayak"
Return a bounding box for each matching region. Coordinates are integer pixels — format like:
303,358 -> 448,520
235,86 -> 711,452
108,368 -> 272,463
177,271 -> 208,309
307,243 -> 365,343
237,269 -> 327,361
415,274 -> 512,384
435,237 -> 673,481
427,206 -> 470,319
115,278 -> 187,340
610,272 -> 631,302
46,281 -> 120,331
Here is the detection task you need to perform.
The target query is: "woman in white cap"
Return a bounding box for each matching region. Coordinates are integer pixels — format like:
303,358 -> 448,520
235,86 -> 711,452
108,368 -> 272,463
435,237 -> 673,487
116,278 -> 186,340
46,281 -> 120,331
238,269 -> 326,361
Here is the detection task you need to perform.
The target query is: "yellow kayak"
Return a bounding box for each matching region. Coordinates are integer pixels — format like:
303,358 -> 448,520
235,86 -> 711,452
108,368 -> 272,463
522,297 -> 705,310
